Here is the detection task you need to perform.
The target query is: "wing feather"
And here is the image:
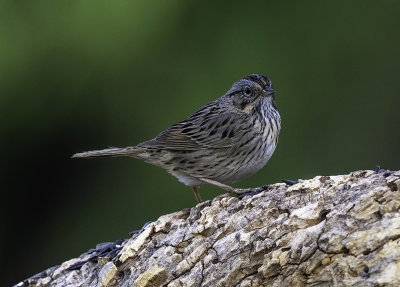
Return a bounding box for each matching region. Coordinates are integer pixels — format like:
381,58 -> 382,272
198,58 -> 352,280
139,102 -> 246,150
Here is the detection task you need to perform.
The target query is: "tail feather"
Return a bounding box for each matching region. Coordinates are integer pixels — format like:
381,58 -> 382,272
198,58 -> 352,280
72,147 -> 146,158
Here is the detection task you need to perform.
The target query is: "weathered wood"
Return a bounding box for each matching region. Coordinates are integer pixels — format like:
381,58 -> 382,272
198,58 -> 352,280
16,169 -> 400,287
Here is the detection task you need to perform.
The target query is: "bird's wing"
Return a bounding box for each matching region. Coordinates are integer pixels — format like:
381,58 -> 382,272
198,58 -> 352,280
140,102 -> 247,150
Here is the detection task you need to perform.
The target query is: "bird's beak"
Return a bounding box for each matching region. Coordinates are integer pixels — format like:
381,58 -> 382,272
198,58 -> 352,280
262,86 -> 275,97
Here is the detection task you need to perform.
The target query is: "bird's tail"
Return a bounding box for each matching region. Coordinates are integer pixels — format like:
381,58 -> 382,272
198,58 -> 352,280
72,147 -> 146,158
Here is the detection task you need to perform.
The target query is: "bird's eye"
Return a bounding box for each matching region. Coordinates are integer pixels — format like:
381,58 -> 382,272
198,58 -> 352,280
244,86 -> 252,96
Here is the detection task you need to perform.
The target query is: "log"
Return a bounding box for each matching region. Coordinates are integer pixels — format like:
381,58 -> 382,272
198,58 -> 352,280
16,169 -> 400,287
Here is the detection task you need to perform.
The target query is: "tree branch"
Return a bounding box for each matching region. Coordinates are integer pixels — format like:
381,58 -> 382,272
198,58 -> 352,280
16,169 -> 400,287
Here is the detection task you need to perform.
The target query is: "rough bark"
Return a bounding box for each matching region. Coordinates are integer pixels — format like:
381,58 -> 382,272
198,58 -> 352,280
16,169 -> 400,287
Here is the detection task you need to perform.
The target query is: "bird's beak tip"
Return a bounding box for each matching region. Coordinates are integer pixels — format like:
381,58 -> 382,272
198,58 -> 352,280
263,86 -> 275,97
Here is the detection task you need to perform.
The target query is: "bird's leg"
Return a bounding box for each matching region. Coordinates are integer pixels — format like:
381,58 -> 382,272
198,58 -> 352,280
192,186 -> 203,203
199,178 -> 269,195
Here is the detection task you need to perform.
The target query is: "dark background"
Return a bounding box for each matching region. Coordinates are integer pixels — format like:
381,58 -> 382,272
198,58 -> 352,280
2,1 -> 400,285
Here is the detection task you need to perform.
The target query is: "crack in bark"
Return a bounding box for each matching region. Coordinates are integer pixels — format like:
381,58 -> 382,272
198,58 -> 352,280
361,234 -> 400,256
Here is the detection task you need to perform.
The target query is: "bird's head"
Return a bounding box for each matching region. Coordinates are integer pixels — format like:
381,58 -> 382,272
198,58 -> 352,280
226,74 -> 276,112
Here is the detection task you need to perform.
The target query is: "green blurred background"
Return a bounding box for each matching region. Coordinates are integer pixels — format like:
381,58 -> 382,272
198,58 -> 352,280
2,0 -> 400,284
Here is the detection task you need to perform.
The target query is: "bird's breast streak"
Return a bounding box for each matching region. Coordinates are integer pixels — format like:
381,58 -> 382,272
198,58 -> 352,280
262,125 -> 270,137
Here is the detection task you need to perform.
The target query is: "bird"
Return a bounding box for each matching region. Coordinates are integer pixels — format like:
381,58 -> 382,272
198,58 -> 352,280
72,74 -> 281,203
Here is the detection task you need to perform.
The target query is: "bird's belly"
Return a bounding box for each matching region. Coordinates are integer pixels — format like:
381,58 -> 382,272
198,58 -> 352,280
146,133 -> 278,186
220,140 -> 277,183
165,144 -> 276,187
